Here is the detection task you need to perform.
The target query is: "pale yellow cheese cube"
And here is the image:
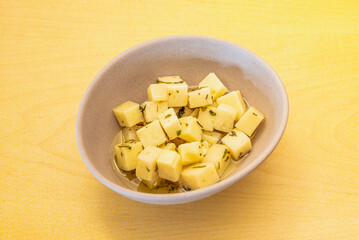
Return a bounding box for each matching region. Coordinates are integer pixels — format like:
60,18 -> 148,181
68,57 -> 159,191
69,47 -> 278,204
156,101 -> 168,114
157,150 -> 182,182
180,162 -> 220,190
202,130 -> 223,144
217,91 -> 247,120
156,76 -> 184,84
159,142 -> 177,151
190,108 -> 199,118
174,106 -> 193,118
113,101 -> 144,127
122,126 -> 141,141
136,146 -> 162,181
114,141 -> 143,171
235,106 -> 265,137
214,104 -> 238,132
198,106 -> 217,131
158,108 -> 181,140
136,120 -> 168,147
141,101 -> 157,123
178,141 -> 203,165
178,116 -> 203,142
188,87 -> 213,108
221,129 -> 252,159
198,73 -> 228,100
167,83 -> 188,107
202,144 -> 230,177
147,83 -> 168,101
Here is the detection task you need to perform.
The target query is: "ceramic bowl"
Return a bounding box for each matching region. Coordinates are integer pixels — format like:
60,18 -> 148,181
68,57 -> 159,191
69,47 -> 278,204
76,35 -> 288,205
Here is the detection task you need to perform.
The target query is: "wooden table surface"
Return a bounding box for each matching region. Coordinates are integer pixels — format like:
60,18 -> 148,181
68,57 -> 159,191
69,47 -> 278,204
1,0 -> 358,239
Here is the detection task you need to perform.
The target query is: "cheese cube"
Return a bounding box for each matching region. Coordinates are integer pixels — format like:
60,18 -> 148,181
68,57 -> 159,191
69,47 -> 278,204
202,130 -> 223,144
214,104 -> 238,132
178,116 -> 203,142
188,87 -> 213,108
210,102 -> 218,107
198,106 -> 217,131
114,141 -> 143,171
190,108 -> 199,118
198,73 -> 227,100
113,101 -> 144,127
136,146 -> 162,181
178,141 -> 203,165
159,142 -> 177,151
158,108 -> 181,140
156,76 -> 184,84
180,162 -> 220,190
156,101 -> 168,114
217,91 -> 246,120
221,129 -> 252,159
167,83 -> 188,107
235,106 -> 265,137
147,83 -> 168,101
136,120 -> 168,147
122,126 -> 140,141
174,106 -> 193,118
141,101 -> 157,123
157,150 -> 182,182
203,144 -> 230,177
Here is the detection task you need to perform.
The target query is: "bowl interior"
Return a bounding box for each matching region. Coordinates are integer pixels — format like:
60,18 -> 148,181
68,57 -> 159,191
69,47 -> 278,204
77,36 -> 288,204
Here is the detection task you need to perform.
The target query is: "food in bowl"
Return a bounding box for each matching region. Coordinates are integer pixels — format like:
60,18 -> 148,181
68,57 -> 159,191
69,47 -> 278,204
111,72 -> 264,193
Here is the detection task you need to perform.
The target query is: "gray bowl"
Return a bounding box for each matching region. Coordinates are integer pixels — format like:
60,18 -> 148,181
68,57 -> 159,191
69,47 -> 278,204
76,35 -> 289,205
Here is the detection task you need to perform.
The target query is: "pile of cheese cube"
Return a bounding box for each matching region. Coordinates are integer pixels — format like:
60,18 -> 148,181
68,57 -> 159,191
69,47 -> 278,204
112,73 -> 264,191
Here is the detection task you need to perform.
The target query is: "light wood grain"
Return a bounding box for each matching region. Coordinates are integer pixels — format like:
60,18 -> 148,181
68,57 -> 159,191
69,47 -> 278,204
1,0 -> 358,239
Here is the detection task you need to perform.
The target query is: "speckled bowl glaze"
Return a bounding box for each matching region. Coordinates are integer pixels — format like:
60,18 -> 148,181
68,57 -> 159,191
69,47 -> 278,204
76,35 -> 289,205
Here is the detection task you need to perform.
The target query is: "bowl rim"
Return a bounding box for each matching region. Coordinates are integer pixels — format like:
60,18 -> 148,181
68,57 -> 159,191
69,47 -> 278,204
76,35 -> 289,204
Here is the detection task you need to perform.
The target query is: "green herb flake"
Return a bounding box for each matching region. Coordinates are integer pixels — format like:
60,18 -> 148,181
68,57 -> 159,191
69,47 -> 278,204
156,79 -> 184,84
252,112 -> 258,116
177,130 -> 181,136
209,110 -> 216,116
218,162 -> 220,170
165,114 -> 171,119
139,105 -> 146,113
165,140 -> 168,146
117,145 -> 132,150
193,165 -> 206,169
177,107 -> 185,118
205,94 -> 208,100
146,167 -> 150,172
222,149 -> 228,158
225,156 -> 230,162
201,107 -> 208,112
199,153 -> 202,156
197,121 -> 203,128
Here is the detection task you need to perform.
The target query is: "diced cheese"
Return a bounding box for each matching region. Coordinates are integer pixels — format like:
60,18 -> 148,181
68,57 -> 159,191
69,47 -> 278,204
214,104 -> 238,132
167,83 -> 188,107
178,116 -> 203,142
216,91 -> 246,120
114,141 -> 143,171
202,130 -> 223,144
156,101 -> 168,114
200,140 -> 211,155
159,142 -> 177,151
221,129 -> 252,159
136,120 -> 168,147
202,144 -> 230,177
198,106 -> 217,131
147,83 -> 168,101
198,73 -> 227,100
157,150 -> 182,182
136,146 -> 162,181
122,126 -> 141,141
235,106 -> 265,137
113,101 -> 144,127
174,106 -> 193,118
180,162 -> 220,190
156,76 -> 184,84
142,101 -> 157,123
158,108 -> 181,140
190,108 -> 199,118
178,141 -> 203,165
188,87 -> 213,108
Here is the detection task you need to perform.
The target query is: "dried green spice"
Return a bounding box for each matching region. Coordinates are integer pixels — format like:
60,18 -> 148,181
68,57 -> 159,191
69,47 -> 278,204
165,114 -> 171,119
117,145 -> 132,150
146,167 -> 150,172
229,131 -> 237,137
209,110 -> 216,116
177,130 -> 181,136
252,112 -> 258,116
177,107 -> 185,118
201,107 -> 208,111
193,165 -> 206,169
222,149 -> 228,158
139,105 -> 146,112
197,121 -> 203,128
218,162 -> 220,170
156,79 -> 184,84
